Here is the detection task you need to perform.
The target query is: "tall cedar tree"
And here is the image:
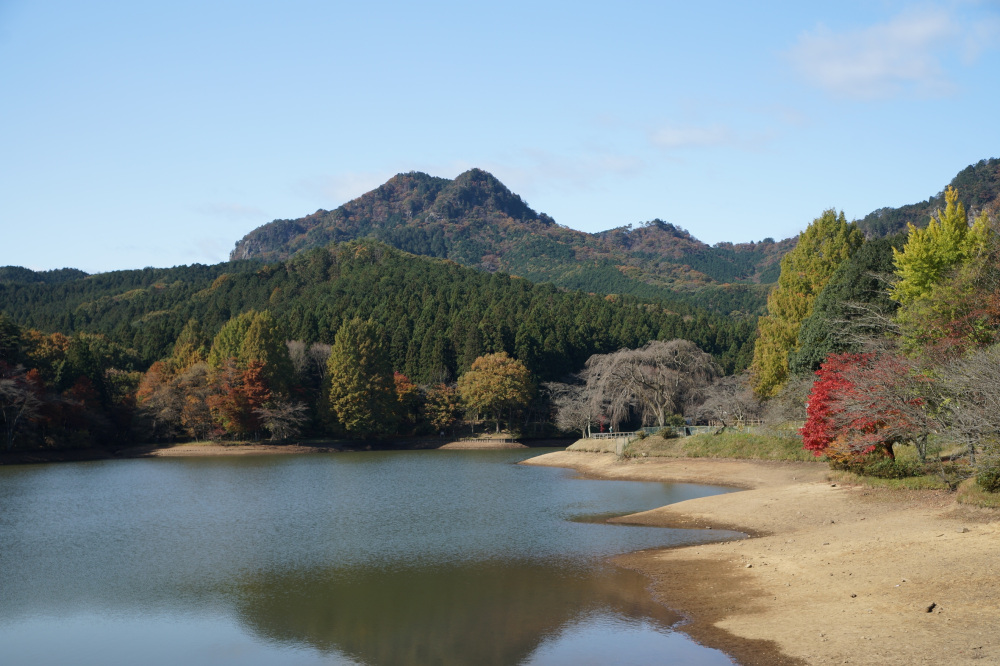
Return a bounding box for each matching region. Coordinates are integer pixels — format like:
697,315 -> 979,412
789,237 -> 902,375
751,210 -> 863,397
208,310 -> 293,395
326,318 -> 397,437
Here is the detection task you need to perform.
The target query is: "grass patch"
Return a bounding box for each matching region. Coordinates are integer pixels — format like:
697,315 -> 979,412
826,469 -> 950,490
956,478 -> 1000,508
626,431 -> 818,462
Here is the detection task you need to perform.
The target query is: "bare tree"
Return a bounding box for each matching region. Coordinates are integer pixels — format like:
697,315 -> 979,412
286,340 -> 309,377
307,342 -> 333,381
762,375 -> 813,426
286,341 -> 333,383
938,346 -> 1000,464
583,340 -> 720,430
0,364 -> 41,451
255,400 -> 309,441
692,374 -> 762,429
545,380 -> 599,438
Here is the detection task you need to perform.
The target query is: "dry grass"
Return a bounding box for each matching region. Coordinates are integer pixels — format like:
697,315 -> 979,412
826,468 -> 951,490
956,477 -> 1000,508
625,431 -> 816,462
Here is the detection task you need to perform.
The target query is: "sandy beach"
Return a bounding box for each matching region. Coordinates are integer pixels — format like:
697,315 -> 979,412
116,437 -> 542,458
523,450 -> 1000,666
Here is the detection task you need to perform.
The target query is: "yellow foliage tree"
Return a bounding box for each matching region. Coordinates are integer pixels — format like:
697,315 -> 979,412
457,352 -> 533,433
891,186 -> 989,306
750,210 -> 863,397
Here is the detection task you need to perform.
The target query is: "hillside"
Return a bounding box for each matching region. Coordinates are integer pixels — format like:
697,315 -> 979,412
231,169 -> 788,314
0,241 -> 757,379
856,157 -> 1000,237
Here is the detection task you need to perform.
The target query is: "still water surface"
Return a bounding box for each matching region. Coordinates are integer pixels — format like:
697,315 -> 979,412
0,449 -> 742,665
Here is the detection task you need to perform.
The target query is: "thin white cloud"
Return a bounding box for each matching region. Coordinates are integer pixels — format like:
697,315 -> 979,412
787,7 -> 992,99
649,124 -> 732,150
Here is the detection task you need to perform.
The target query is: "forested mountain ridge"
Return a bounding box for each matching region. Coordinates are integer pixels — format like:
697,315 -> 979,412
0,241 -> 756,380
229,161 -> 1000,313
856,158 -> 1000,238
230,169 -> 790,313
0,266 -> 89,284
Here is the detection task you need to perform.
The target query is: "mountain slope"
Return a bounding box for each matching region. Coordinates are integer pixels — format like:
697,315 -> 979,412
231,169 -> 788,313
0,241 -> 757,379
856,158 -> 1000,237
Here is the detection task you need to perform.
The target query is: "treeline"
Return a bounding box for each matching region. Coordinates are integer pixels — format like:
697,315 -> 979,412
0,242 -> 756,382
0,241 -> 760,450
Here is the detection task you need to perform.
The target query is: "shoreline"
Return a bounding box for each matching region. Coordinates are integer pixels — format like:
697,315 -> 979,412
522,450 -> 1000,665
1,438 -> 567,465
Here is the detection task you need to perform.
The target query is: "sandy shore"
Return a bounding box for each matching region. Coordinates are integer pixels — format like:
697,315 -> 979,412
120,442 -> 348,457
120,437 -> 550,458
523,450 -> 1000,666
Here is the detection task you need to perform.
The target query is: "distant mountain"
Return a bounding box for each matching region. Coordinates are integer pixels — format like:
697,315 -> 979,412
231,169 -> 790,314
856,158 -> 1000,238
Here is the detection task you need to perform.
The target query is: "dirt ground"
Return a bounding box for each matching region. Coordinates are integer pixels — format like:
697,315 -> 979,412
523,450 -> 1000,666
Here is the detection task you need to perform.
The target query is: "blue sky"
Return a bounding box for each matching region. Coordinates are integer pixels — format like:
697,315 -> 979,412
2,1 -> 999,273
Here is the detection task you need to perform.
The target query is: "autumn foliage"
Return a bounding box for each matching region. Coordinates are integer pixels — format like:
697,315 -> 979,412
802,353 -> 933,462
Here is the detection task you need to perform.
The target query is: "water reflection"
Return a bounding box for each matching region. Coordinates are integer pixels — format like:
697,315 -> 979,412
233,561 -> 687,665
0,450 -> 740,664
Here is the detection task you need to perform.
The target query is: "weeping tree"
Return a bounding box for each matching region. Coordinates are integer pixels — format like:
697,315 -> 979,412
583,340 -> 720,430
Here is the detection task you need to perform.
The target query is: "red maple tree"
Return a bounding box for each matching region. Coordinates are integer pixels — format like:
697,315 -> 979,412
802,353 -> 933,461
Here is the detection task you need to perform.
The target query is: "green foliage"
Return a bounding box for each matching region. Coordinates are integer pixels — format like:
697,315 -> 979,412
208,310 -> 293,394
856,158 -> 1000,238
326,318 -> 397,438
626,431 -> 815,462
0,266 -> 89,285
891,187 -> 989,306
858,456 -> 923,479
826,470 -> 950,490
790,237 -> 903,375
0,241 -> 757,383
958,478 -> 1000,507
751,210 -> 863,396
977,465 -> 1000,493
0,312 -> 23,364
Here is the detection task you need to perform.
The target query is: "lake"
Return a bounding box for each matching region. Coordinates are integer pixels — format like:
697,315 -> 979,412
0,449 -> 743,665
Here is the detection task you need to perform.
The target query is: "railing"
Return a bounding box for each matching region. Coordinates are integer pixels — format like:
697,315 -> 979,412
588,424 -> 757,440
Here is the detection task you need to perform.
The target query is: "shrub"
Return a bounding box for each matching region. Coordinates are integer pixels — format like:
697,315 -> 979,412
977,466 -> 1000,493
863,457 -> 922,479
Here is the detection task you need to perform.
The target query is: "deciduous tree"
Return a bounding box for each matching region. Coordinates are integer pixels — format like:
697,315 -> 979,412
583,339 -> 719,430
751,210 -> 863,397
457,352 -> 533,432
